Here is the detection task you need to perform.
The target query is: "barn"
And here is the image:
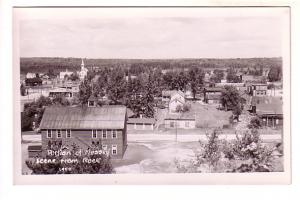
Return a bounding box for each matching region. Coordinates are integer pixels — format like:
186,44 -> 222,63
39,105 -> 128,159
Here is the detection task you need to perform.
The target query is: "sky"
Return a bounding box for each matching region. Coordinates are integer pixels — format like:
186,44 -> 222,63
16,7 -> 289,59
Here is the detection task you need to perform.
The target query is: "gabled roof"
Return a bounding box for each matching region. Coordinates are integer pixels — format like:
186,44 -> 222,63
127,118 -> 155,124
169,97 -> 185,105
40,106 -> 127,130
162,90 -> 184,98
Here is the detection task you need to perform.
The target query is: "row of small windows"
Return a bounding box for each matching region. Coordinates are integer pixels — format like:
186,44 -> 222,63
46,129 -> 118,139
256,90 -> 267,95
92,130 -> 117,139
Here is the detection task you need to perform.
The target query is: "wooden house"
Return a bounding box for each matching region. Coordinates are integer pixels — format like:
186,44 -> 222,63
250,96 -> 283,128
248,83 -> 268,96
39,106 -> 128,159
203,87 -> 223,104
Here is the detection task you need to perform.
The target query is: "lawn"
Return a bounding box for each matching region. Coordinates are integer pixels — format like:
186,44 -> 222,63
189,102 -> 231,128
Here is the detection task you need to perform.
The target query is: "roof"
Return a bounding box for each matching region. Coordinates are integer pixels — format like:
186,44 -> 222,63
127,118 -> 156,124
169,97 -> 185,105
204,87 -> 223,92
162,90 -> 184,97
252,96 -> 283,115
256,103 -> 283,115
251,96 -> 282,106
126,108 -> 135,117
40,106 -> 127,130
215,83 -> 245,87
88,96 -> 98,101
165,113 -> 195,121
206,93 -> 222,100
49,88 -> 72,93
28,145 -> 42,151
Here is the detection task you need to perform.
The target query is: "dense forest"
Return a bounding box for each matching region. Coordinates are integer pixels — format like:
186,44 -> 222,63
20,57 -> 282,75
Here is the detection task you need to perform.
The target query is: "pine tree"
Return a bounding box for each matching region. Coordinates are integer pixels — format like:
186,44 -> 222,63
107,68 -> 126,105
78,79 -> 92,105
141,74 -> 155,118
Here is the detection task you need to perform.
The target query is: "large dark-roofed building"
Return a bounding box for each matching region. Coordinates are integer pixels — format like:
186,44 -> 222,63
39,105 -> 128,158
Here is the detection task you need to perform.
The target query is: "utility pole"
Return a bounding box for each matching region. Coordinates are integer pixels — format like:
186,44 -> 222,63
175,118 -> 177,142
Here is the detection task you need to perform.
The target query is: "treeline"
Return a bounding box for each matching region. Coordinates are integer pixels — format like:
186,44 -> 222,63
20,57 -> 282,75
79,66 -> 205,118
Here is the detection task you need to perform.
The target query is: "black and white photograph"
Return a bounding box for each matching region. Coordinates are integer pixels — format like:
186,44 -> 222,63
12,6 -> 291,184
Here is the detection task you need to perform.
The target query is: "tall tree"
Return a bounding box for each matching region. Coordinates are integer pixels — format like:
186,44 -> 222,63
78,79 -> 92,105
175,71 -> 189,91
141,73 -> 155,118
94,68 -> 109,98
188,67 -> 204,100
268,67 -> 282,82
226,67 -> 241,83
220,86 -> 243,121
107,68 -> 126,105
21,96 -> 53,131
210,69 -> 224,83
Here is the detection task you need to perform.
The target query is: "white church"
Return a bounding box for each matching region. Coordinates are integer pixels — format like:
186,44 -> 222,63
59,58 -> 88,81
77,58 -> 88,81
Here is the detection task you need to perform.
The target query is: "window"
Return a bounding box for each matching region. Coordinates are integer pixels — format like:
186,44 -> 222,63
112,130 -> 117,139
185,121 -> 189,128
170,121 -> 175,128
66,129 -> 71,138
112,145 -> 117,155
47,130 -> 52,138
276,119 -> 279,125
89,101 -> 95,107
102,145 -> 108,150
56,130 -> 62,138
92,130 -> 97,138
102,130 -> 107,139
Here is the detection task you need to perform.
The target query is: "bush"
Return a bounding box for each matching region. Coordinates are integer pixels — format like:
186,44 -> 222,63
248,117 -> 262,129
174,128 -> 275,173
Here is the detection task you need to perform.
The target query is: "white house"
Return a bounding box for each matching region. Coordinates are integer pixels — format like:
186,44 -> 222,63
169,91 -> 185,113
164,114 -> 196,129
26,73 -> 36,79
59,69 -> 73,80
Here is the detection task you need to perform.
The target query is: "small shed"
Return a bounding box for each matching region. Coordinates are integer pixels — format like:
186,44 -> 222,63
164,114 -> 196,129
127,118 -> 156,130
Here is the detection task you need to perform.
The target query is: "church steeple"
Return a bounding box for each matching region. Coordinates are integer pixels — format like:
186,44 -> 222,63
81,58 -> 85,70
